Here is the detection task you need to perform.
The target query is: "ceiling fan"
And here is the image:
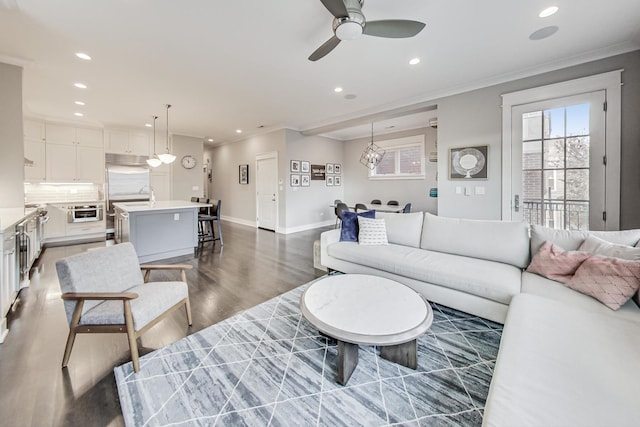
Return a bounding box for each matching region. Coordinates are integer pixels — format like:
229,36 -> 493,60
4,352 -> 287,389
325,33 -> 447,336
309,0 -> 426,61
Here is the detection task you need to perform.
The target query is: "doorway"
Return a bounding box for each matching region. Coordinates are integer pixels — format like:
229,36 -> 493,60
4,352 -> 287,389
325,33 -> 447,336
501,71 -> 621,231
256,153 -> 278,231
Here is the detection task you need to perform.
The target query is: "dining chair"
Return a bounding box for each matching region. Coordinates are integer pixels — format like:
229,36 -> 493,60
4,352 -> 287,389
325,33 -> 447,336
387,200 -> 399,206
370,199 -> 382,205
335,202 -> 349,228
56,242 -> 193,373
402,203 -> 412,213
355,203 -> 368,212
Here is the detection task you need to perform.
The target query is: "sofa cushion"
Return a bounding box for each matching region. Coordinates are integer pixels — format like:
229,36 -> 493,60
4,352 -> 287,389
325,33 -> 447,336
526,241 -> 591,283
357,217 -> 389,246
521,271 -> 640,321
80,281 -> 188,330
327,241 -> 521,304
565,256 -> 640,310
530,224 -> 640,256
339,210 -> 375,242
375,211 -> 423,248
420,213 -> 530,268
483,294 -> 640,427
578,235 -> 640,260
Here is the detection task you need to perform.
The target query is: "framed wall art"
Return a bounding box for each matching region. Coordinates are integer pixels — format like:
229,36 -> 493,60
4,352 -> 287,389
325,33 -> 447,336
290,160 -> 300,172
334,164 -> 341,174
239,164 -> 249,184
334,176 -> 341,186
290,174 -> 301,186
301,175 -> 310,186
326,163 -> 334,174
326,176 -> 334,186
311,164 -> 325,180
301,161 -> 310,173
449,145 -> 488,180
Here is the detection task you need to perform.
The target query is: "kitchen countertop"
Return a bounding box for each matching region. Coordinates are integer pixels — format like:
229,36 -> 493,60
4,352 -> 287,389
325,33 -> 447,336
113,200 -> 210,213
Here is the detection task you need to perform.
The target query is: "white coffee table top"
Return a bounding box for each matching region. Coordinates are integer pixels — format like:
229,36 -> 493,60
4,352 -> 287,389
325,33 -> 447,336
300,274 -> 433,346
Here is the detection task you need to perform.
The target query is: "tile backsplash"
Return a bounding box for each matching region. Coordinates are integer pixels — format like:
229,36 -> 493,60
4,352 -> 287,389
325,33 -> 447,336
24,183 -> 104,204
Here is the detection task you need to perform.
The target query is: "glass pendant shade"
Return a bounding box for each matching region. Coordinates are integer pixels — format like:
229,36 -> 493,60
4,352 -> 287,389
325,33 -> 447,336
360,122 -> 385,170
158,153 -> 176,164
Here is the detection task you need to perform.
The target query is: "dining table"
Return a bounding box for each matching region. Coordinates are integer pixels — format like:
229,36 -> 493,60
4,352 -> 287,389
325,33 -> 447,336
330,203 -> 405,213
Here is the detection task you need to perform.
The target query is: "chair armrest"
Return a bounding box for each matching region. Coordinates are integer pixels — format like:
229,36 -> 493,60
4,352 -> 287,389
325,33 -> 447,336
140,264 -> 192,283
61,292 -> 138,301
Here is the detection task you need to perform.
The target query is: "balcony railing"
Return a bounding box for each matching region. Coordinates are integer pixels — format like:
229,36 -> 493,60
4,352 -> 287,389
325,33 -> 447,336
523,200 -> 589,231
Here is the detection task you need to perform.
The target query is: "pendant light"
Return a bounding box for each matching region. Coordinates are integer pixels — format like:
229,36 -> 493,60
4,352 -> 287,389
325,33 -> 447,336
360,122 -> 385,170
158,103 -> 177,164
146,115 -> 162,168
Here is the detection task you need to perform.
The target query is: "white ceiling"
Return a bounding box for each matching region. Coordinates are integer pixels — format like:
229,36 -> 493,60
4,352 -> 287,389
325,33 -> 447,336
0,0 -> 639,144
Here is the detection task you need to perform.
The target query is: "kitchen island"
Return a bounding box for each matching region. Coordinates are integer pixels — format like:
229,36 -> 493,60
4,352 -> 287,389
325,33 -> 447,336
113,200 -> 210,262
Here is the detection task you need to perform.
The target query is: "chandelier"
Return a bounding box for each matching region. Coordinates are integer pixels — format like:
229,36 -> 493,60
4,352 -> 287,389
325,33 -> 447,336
360,122 -> 385,170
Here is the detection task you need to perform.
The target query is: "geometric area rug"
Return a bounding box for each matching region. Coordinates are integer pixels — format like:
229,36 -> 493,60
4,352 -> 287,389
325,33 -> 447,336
115,277 -> 503,426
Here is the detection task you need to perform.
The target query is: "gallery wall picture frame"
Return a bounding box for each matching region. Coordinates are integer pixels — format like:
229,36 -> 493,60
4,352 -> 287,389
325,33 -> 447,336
326,163 -> 334,174
311,164 -> 325,180
334,176 -> 341,186
334,164 -> 341,174
301,174 -> 310,186
290,160 -> 301,172
449,145 -> 488,180
239,164 -> 249,184
326,176 -> 334,186
290,174 -> 301,186
301,161 -> 310,173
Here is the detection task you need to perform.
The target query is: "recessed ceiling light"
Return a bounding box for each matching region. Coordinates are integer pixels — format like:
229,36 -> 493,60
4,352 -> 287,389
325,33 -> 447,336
74,112 -> 84,117
236,129 -> 242,134
409,57 -> 420,65
75,52 -> 92,60
74,101 -> 85,106
539,6 -> 559,18
74,82 -> 87,89
334,87 -> 343,93
145,123 -> 152,128
207,138 -> 214,142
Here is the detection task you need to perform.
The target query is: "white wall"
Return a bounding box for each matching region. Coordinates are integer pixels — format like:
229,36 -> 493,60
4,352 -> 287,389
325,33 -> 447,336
435,50 -> 640,227
342,127 -> 438,214
285,129 -> 343,232
170,134 -> 203,200
207,129 -> 287,228
0,62 -> 24,208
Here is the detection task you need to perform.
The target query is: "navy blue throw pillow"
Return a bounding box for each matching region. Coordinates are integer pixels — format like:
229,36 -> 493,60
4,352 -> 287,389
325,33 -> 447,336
339,210 -> 376,242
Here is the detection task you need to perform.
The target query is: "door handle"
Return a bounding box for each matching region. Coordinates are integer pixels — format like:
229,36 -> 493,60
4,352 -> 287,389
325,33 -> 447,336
514,195 -> 520,213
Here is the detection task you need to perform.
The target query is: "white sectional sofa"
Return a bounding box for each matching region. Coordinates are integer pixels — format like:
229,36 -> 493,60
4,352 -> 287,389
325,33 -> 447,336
320,212 -> 640,426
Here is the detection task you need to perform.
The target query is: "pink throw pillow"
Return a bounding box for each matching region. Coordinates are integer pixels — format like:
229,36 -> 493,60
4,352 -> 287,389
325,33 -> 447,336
565,256 -> 640,310
526,241 -> 591,283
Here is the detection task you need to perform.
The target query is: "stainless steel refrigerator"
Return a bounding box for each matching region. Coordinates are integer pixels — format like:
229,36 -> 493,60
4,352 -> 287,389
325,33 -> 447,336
105,154 -> 150,234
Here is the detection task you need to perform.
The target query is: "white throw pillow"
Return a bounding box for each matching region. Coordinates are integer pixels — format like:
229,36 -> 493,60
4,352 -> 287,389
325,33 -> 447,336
375,211 -> 423,248
357,217 -> 389,246
578,235 -> 640,260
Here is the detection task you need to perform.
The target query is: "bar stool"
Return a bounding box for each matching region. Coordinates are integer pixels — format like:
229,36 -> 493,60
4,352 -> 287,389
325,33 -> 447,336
198,199 -> 223,246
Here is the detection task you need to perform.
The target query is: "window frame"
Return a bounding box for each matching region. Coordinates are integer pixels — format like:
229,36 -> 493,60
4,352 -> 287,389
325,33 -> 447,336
368,135 -> 426,180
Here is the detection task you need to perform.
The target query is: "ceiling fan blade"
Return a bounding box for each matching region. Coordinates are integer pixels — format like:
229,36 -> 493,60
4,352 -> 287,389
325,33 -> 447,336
308,36 -> 341,61
363,20 -> 426,38
320,0 -> 349,18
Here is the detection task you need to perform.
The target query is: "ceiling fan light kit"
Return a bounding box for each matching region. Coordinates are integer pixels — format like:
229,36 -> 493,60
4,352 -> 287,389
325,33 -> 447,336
310,0 -> 426,61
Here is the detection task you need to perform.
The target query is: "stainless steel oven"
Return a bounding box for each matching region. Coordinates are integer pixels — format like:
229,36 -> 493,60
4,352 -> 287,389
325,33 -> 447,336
67,205 -> 104,223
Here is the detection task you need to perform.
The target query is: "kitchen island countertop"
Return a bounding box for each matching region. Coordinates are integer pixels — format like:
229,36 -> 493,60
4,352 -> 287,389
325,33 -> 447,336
113,200 -> 210,212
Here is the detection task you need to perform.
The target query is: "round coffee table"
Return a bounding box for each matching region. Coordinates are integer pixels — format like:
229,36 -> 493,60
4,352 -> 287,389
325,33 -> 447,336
300,274 -> 433,385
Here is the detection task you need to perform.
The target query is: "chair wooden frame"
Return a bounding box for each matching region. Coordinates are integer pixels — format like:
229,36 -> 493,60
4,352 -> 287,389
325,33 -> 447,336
60,264 -> 193,373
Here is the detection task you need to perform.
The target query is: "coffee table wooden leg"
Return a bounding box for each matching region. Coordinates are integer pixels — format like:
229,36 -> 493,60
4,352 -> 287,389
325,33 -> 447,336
380,340 -> 417,369
337,340 -> 359,385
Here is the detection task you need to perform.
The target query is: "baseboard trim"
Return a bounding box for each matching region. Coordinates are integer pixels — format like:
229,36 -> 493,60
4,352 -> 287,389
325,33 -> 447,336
281,220 -> 334,235
221,216 -> 257,228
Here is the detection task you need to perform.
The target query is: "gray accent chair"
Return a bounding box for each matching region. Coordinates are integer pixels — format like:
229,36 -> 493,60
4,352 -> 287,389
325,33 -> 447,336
55,242 -> 193,373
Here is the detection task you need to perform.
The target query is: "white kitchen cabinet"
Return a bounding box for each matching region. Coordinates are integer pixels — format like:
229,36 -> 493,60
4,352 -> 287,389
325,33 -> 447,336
46,143 -> 104,183
45,205 -> 67,239
24,119 -> 45,141
1,229 -> 17,342
45,123 -> 103,147
24,140 -> 46,181
106,130 -> 150,156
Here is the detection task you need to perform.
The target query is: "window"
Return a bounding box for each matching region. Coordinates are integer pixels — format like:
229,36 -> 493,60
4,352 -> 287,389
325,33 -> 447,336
369,135 -> 425,180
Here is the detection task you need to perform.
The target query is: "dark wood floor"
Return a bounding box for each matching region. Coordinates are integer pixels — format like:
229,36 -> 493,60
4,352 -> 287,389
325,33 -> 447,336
0,221 -> 329,427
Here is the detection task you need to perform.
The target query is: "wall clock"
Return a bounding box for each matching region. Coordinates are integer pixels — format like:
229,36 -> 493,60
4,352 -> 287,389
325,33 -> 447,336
181,155 -> 197,169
